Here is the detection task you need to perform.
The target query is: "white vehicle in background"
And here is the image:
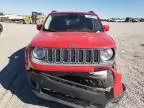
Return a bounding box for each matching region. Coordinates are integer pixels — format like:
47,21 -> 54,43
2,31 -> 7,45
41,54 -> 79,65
108,18 -> 125,22
7,15 -> 24,23
115,18 -> 125,22
0,14 -> 24,23
0,12 -> 45,24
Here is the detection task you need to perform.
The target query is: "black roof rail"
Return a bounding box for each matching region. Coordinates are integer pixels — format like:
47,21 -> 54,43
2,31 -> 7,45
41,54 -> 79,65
88,11 -> 95,13
51,10 -> 57,13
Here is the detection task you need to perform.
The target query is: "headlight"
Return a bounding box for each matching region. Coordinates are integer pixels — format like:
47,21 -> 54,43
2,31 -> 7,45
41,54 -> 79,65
32,47 -> 45,59
100,49 -> 114,61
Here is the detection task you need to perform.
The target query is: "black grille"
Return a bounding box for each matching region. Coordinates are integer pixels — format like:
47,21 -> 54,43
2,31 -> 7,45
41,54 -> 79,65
45,48 -> 99,64
70,49 -> 76,63
47,49 -> 53,62
63,49 -> 69,62
56,49 -> 60,62
78,50 -> 84,63
86,50 -> 92,63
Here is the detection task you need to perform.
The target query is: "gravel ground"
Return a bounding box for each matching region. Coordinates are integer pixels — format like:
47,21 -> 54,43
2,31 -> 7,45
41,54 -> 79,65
0,22 -> 144,108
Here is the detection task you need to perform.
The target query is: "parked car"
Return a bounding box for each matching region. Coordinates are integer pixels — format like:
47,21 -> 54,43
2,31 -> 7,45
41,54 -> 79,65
140,18 -> 144,22
0,23 -> 3,33
25,11 -> 125,108
108,18 -> 116,22
125,17 -> 138,22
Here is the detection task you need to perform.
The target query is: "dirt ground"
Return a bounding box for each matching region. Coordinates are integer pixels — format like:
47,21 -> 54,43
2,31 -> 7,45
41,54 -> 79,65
0,22 -> 144,108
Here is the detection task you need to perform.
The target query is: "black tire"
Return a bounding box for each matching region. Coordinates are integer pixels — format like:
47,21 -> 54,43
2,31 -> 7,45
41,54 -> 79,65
20,19 -> 25,24
111,94 -> 124,103
0,23 -> 3,33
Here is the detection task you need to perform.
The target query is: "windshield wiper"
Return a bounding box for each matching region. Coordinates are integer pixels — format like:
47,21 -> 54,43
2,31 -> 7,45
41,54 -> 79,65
46,29 -> 56,32
80,30 -> 93,32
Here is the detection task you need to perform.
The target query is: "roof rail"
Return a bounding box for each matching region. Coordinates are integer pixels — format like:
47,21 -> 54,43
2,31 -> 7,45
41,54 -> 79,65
51,10 -> 57,13
88,11 -> 95,13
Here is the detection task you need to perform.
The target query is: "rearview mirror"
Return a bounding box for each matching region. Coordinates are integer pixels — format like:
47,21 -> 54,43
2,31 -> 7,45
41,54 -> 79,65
37,24 -> 43,30
103,25 -> 110,31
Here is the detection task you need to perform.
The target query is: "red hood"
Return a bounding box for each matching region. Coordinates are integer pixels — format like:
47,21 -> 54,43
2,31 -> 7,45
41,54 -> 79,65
31,32 -> 116,48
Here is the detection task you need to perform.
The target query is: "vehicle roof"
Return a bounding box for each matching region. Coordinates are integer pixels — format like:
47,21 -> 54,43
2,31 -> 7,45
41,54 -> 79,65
49,11 -> 98,16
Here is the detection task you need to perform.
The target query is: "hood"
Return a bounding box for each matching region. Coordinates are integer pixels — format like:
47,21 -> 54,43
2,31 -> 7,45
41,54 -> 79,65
31,32 -> 116,48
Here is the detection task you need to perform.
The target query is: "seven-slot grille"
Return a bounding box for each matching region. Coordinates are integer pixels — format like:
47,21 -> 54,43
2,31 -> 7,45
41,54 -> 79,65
43,48 -> 99,64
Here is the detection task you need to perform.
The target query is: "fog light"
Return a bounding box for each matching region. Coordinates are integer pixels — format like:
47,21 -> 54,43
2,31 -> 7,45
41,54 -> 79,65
89,70 -> 108,79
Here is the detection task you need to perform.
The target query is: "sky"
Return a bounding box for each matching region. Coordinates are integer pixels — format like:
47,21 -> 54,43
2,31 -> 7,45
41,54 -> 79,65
0,0 -> 144,18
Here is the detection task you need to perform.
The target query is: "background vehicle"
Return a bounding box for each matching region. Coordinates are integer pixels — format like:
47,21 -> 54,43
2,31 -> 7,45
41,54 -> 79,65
0,12 -> 44,24
140,18 -> 144,22
0,23 -> 3,33
125,17 -> 138,22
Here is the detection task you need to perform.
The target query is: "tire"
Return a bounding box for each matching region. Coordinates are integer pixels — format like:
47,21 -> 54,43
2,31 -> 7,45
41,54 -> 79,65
111,94 -> 124,103
20,20 -> 24,24
0,23 -> 3,33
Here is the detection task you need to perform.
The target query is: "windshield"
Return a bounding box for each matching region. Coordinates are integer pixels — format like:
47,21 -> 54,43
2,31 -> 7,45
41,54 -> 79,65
44,13 -> 103,32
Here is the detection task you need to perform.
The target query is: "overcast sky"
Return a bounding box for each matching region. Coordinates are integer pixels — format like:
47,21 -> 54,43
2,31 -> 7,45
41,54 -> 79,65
0,0 -> 144,18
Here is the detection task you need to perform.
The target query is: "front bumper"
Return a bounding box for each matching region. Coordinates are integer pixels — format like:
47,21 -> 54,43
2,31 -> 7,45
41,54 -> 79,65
27,67 -> 125,107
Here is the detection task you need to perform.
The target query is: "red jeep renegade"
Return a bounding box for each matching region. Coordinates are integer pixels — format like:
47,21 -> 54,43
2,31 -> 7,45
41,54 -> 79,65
25,11 -> 125,107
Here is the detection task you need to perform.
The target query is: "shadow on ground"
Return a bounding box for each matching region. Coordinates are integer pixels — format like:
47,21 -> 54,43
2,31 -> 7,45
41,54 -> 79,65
0,48 -> 71,108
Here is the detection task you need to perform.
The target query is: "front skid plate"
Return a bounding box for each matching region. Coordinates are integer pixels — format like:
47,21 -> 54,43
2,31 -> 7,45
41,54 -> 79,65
33,88 -> 125,108
33,90 -> 106,108
29,71 -> 125,108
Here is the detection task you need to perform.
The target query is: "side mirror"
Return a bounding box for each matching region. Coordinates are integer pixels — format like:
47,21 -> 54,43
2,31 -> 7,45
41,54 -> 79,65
103,25 -> 110,31
37,24 -> 43,30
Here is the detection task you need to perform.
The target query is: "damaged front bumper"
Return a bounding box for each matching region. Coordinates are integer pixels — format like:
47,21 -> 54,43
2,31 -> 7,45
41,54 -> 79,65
27,67 -> 125,107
